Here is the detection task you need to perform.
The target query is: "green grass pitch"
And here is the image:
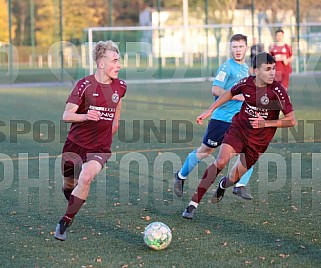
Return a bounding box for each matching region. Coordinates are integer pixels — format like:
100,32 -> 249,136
0,73 -> 320,267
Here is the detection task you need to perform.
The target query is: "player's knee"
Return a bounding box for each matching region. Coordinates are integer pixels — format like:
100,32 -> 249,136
78,171 -> 95,187
197,147 -> 214,159
215,158 -> 228,170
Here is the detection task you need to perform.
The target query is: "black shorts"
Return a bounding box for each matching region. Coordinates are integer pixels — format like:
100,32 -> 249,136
202,119 -> 231,148
61,139 -> 111,178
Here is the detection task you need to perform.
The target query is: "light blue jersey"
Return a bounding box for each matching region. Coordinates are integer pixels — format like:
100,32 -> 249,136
211,58 -> 249,122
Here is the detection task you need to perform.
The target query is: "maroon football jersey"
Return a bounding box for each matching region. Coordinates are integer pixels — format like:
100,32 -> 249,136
269,44 -> 292,74
66,75 -> 126,150
230,76 -> 293,145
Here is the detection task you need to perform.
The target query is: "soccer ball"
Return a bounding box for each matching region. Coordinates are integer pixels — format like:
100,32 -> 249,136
143,222 -> 172,250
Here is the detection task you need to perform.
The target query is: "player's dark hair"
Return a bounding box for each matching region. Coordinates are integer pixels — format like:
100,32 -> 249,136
275,29 -> 284,35
230,34 -> 247,45
253,52 -> 275,69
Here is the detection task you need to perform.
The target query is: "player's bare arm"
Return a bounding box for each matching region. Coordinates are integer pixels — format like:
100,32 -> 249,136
197,90 -> 233,125
211,85 -> 226,96
283,55 -> 293,66
231,94 -> 245,101
249,111 -> 296,129
63,102 -> 101,123
112,99 -> 122,136
212,85 -> 244,101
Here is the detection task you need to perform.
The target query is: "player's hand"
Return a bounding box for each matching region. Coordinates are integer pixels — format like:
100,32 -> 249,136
283,58 -> 289,65
249,112 -> 265,128
86,110 -> 101,121
197,110 -> 212,125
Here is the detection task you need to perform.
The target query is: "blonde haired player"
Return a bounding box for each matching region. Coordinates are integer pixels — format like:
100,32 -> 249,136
54,40 -> 126,240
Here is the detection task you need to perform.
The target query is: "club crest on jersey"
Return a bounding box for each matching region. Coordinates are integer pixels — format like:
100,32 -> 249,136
260,95 -> 269,105
111,92 -> 119,103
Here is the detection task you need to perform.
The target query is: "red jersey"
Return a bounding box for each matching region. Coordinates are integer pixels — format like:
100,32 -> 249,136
66,75 -> 126,150
269,44 -> 292,74
230,76 -> 293,145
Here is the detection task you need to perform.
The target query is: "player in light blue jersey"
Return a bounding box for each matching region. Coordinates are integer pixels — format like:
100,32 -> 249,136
175,34 -> 254,201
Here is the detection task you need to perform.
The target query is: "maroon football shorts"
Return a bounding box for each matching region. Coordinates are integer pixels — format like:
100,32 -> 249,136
222,124 -> 269,169
61,139 -> 111,178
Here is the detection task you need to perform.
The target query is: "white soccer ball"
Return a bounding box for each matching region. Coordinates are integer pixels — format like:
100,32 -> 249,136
143,222 -> 172,250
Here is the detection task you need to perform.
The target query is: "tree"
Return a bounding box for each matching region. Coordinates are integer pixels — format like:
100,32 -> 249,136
207,0 -> 238,61
11,0 -> 30,45
63,0 -> 111,44
0,0 -> 9,42
5,0 -> 321,51
34,0 -> 56,47
238,0 -> 320,24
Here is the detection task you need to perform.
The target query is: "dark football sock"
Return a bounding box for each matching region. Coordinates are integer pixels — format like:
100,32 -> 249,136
62,188 -> 73,201
63,195 -> 85,224
191,163 -> 222,203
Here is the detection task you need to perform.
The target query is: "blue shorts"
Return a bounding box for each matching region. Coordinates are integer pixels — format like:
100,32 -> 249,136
202,119 -> 231,148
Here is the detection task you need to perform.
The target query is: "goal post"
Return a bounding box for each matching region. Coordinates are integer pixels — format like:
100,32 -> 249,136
82,22 -> 317,80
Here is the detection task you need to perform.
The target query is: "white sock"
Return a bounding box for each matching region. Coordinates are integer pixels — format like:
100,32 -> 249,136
189,201 -> 198,208
178,171 -> 187,180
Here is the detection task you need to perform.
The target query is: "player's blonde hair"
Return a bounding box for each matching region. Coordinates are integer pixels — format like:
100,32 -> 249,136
92,40 -> 119,63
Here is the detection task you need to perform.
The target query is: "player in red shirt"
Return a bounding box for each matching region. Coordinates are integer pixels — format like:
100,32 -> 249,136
54,40 -> 126,240
182,52 -> 296,219
269,29 -> 293,90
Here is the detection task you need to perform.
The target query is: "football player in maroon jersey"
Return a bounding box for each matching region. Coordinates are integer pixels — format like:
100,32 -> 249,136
182,52 -> 296,219
269,29 -> 293,90
54,40 -> 126,240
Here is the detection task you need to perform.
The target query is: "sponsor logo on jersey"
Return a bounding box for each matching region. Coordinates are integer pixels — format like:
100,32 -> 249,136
245,103 -> 268,119
88,105 -> 116,121
99,112 -> 114,120
89,105 -> 116,112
